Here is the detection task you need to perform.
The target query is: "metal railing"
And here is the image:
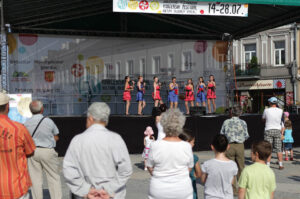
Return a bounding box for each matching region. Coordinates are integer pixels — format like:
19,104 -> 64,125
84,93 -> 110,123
235,64 -> 260,77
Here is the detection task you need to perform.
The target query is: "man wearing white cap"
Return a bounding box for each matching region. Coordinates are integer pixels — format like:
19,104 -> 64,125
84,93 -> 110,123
262,97 -> 284,170
0,93 -> 36,199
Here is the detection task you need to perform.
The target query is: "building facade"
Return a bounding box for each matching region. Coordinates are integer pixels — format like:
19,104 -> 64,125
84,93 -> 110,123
233,24 -> 298,113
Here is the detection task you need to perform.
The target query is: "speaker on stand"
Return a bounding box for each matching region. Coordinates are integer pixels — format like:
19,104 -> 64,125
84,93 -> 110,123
190,106 -> 206,116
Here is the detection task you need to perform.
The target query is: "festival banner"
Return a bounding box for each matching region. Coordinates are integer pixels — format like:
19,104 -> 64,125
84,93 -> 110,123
8,34 -> 229,115
113,0 -> 248,17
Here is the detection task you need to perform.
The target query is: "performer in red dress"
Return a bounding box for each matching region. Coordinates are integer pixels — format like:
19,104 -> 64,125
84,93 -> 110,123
207,75 -> 216,114
153,76 -> 163,107
184,78 -> 195,115
123,76 -> 134,115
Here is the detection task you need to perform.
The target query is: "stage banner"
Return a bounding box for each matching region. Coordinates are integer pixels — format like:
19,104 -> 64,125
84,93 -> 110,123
8,93 -> 32,124
113,0 -> 248,17
8,34 -> 230,115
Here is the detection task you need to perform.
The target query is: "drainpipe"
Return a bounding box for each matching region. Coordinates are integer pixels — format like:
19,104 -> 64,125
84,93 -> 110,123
292,23 -> 298,113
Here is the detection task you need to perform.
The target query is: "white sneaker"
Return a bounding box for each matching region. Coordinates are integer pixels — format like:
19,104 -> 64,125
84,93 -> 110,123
144,168 -> 147,171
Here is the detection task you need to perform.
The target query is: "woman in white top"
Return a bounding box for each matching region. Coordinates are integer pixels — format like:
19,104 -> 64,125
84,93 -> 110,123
147,108 -> 194,199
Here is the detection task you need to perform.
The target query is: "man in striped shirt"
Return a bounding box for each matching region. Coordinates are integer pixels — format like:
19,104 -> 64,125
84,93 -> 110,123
0,93 -> 36,199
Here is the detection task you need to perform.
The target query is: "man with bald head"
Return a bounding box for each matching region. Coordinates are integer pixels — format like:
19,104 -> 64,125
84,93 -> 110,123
24,100 -> 62,199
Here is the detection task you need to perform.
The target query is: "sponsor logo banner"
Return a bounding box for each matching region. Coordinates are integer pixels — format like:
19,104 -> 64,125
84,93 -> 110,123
113,0 -> 248,17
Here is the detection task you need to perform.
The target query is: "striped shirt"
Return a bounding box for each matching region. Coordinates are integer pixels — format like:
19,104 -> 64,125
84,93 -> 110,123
0,115 -> 36,199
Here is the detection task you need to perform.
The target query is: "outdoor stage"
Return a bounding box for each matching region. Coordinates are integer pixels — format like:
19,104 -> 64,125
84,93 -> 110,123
52,114 -> 300,156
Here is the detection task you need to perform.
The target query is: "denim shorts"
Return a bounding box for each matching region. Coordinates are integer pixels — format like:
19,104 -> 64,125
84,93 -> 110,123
284,143 -> 293,150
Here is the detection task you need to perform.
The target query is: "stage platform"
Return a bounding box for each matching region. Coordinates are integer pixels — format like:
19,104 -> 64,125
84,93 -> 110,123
51,114 -> 300,156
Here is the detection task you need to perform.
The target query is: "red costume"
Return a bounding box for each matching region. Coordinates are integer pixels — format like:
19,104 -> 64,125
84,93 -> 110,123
184,85 -> 194,101
123,85 -> 131,101
152,85 -> 162,100
207,82 -> 216,99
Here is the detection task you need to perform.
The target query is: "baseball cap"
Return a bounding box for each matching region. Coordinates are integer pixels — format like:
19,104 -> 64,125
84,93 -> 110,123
268,97 -> 278,104
0,93 -> 10,105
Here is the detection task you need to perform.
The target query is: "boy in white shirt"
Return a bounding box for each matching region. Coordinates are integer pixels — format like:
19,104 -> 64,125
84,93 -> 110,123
201,135 -> 238,199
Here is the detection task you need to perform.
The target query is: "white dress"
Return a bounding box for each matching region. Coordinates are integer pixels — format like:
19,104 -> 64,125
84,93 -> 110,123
147,140 -> 194,199
142,136 -> 153,159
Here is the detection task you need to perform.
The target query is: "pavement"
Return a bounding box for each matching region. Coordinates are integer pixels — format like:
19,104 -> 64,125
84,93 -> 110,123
36,148 -> 300,199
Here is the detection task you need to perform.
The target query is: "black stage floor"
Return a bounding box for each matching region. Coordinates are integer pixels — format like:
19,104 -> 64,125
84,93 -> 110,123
51,114 -> 300,156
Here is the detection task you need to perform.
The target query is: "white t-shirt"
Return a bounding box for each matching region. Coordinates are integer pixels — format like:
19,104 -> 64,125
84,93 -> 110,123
262,107 -> 283,130
147,140 -> 194,199
201,159 -> 238,199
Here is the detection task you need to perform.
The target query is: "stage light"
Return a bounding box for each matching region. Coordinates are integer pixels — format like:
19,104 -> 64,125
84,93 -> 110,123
5,24 -> 11,33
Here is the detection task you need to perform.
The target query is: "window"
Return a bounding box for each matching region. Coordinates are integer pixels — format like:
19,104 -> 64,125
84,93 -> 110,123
182,51 -> 192,71
115,62 -> 121,80
126,60 -> 134,75
152,56 -> 161,74
140,58 -> 146,77
104,63 -> 113,79
244,44 -> 256,64
168,54 -> 174,75
274,41 -> 285,66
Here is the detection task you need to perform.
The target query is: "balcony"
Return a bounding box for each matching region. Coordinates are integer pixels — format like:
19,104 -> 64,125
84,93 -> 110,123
235,64 -> 260,80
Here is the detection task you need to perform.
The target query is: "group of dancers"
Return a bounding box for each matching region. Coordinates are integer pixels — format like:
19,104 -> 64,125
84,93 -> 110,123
123,75 -> 217,115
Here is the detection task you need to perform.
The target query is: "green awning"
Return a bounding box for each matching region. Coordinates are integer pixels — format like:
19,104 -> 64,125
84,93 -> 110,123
189,0 -> 300,6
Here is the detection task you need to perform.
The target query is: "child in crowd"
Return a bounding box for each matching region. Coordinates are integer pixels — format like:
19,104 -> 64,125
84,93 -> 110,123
238,140 -> 276,199
142,126 -> 155,170
283,120 -> 294,161
201,135 -> 238,199
179,130 -> 202,199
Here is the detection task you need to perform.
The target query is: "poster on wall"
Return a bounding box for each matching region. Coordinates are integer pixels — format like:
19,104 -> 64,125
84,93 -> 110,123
113,0 -> 248,17
286,92 -> 294,106
8,33 -> 230,115
8,94 -> 32,124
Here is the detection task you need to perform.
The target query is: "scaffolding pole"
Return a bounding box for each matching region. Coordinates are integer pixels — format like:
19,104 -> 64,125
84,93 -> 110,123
0,0 -> 8,92
225,38 -> 235,110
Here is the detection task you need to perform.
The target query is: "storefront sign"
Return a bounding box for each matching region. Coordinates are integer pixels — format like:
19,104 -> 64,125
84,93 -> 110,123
237,80 -> 274,90
113,0 -> 248,17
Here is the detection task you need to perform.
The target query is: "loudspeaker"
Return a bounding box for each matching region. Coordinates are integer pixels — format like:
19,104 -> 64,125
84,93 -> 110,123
152,107 -> 161,117
190,106 -> 206,116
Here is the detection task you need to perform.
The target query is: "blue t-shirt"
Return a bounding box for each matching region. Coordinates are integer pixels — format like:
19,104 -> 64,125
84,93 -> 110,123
283,129 -> 294,143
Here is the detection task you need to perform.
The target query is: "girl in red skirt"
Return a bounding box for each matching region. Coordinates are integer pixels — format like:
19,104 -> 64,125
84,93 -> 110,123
184,78 -> 195,115
153,76 -> 163,107
207,75 -> 216,114
123,76 -> 134,115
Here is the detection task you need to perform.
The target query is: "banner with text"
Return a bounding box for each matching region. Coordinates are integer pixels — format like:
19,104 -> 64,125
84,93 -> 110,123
8,34 -> 231,115
113,0 -> 248,16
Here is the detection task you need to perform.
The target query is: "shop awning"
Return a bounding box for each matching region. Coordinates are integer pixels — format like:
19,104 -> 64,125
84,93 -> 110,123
188,0 -> 300,6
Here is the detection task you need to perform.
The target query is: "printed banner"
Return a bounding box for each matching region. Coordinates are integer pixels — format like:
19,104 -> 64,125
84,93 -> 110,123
8,34 -> 230,115
8,93 -> 32,124
113,0 -> 248,17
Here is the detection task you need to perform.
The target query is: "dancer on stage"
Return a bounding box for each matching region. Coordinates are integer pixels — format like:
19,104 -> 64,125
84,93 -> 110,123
207,75 -> 216,114
196,77 -> 206,107
184,78 -> 195,115
168,77 -> 179,109
153,76 -> 163,107
123,76 -> 134,115
137,76 -> 146,115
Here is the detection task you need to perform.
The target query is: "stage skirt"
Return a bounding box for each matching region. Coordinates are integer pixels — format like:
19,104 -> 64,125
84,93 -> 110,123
123,91 -> 131,101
